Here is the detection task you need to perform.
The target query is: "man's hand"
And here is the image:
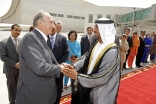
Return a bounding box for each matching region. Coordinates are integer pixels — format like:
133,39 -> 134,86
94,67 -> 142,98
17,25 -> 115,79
59,63 -> 70,72
69,58 -> 75,63
15,62 -> 20,69
72,58 -> 78,63
62,66 -> 78,80
145,45 -> 150,47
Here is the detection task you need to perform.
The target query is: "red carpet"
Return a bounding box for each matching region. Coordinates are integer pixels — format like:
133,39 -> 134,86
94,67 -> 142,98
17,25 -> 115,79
60,94 -> 71,104
117,66 -> 156,104
60,65 -> 156,104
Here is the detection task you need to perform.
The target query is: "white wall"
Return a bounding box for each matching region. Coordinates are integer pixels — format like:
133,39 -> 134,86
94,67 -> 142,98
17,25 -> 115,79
1,0 -> 86,32
20,0 -> 86,32
3,0 -> 154,34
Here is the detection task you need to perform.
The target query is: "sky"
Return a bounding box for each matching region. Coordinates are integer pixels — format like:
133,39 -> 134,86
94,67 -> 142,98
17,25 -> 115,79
84,0 -> 156,8
0,0 -> 12,17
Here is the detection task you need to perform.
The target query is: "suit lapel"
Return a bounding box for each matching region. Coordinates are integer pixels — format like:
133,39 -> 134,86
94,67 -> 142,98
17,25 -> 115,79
32,29 -> 58,64
8,37 -> 16,52
53,34 -> 59,51
86,35 -> 90,45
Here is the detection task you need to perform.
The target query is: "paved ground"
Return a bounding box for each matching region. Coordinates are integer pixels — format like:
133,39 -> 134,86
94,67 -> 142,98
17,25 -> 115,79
0,30 -> 154,103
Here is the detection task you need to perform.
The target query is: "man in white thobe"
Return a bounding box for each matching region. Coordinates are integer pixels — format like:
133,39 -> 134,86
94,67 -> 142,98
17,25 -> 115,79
62,18 -> 121,104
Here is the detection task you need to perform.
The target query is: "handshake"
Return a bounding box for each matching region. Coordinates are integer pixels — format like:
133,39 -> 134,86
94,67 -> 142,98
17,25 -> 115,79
60,63 -> 78,80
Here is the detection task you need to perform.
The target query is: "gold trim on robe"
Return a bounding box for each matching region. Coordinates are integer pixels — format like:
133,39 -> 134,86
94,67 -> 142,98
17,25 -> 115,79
78,43 -> 118,79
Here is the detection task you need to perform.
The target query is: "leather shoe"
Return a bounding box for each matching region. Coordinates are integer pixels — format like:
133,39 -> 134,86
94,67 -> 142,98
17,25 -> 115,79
123,67 -> 127,69
136,65 -> 140,68
145,61 -> 149,63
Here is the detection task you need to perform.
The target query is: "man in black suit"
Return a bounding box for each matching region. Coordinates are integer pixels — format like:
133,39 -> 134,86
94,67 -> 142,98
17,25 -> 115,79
80,27 -> 96,56
48,21 -> 69,104
0,24 -> 21,104
136,31 -> 145,68
123,28 -> 132,69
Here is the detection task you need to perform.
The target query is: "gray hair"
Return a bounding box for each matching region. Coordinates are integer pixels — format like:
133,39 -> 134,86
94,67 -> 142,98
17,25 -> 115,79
33,10 -> 45,26
56,20 -> 63,28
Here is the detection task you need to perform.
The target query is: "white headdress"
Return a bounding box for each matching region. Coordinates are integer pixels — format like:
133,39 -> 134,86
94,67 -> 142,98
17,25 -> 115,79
87,18 -> 116,74
94,18 -> 116,47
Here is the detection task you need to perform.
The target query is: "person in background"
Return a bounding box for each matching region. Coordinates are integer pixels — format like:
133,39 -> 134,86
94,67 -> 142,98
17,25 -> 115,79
29,26 -> 34,32
146,32 -> 155,62
81,27 -> 96,56
135,31 -> 145,68
64,30 -> 81,90
48,21 -> 69,104
127,32 -> 140,69
119,34 -> 129,70
0,24 -> 21,104
150,32 -> 155,42
141,34 -> 152,64
123,28 -> 132,69
55,20 -> 63,34
150,35 -> 156,62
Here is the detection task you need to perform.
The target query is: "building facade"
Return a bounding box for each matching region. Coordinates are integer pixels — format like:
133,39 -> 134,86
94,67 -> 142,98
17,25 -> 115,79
2,0 -> 154,33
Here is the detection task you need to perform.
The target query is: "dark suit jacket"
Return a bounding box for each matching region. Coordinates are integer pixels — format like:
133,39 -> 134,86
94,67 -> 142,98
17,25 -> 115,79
16,29 -> 61,104
0,37 -> 20,75
52,33 -> 69,94
127,35 -> 132,48
80,35 -> 96,56
52,34 -> 69,64
138,37 -> 145,52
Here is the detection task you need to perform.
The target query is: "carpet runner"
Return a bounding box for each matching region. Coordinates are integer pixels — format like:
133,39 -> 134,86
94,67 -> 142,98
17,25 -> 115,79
60,64 -> 156,104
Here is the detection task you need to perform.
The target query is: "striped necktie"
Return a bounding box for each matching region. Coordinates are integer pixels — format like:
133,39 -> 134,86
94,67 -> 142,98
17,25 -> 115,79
50,36 -> 54,49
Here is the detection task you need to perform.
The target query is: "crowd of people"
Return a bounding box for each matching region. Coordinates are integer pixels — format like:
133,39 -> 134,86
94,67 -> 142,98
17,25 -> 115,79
1,10 -> 155,104
119,29 -> 156,70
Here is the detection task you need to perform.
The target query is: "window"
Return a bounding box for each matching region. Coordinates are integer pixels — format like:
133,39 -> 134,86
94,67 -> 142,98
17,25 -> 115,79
49,13 -> 57,17
89,14 -> 93,23
97,14 -> 102,19
74,16 -> 80,19
58,14 -> 64,17
81,17 -> 85,20
67,15 -> 73,18
106,14 -> 111,19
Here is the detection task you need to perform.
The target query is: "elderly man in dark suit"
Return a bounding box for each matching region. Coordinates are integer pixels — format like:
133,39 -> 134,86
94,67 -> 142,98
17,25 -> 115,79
16,10 -> 65,104
0,24 -> 21,104
80,27 -> 97,56
48,21 -> 69,104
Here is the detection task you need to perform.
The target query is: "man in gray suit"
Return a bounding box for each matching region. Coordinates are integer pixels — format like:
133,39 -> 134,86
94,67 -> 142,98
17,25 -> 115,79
16,10 -> 64,104
0,24 -> 21,104
80,27 -> 97,56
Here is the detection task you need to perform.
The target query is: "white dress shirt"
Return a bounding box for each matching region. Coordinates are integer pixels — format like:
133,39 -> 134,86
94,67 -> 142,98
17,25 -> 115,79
11,36 -> 19,45
35,28 -> 48,42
